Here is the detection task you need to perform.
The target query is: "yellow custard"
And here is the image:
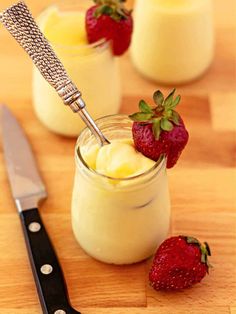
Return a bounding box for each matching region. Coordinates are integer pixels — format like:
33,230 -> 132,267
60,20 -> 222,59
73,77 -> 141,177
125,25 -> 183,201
71,116 -> 170,264
130,0 -> 214,84
43,10 -> 87,46
82,139 -> 155,178
32,5 -> 121,136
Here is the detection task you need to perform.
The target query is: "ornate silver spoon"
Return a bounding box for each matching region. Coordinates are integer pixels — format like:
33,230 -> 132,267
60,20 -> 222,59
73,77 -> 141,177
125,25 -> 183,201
0,1 -> 110,145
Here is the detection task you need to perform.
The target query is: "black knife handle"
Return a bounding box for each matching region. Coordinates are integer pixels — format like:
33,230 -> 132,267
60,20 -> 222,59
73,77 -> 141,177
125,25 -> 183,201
19,208 -> 80,314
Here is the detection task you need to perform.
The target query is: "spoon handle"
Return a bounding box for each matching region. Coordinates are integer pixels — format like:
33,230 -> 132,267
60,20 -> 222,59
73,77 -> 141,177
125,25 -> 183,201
0,1 -> 109,145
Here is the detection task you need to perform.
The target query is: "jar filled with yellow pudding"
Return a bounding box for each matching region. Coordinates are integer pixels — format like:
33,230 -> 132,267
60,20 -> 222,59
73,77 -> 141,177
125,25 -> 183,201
71,115 -> 171,264
32,1 -> 121,136
130,0 -> 214,84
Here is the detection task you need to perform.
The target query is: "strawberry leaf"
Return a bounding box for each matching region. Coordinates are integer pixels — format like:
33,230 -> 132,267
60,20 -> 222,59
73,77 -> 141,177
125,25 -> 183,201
164,88 -> 176,108
93,0 -> 131,21
170,110 -> 180,125
153,90 -> 164,106
139,100 -> 153,113
186,236 -> 200,244
165,109 -> 173,118
116,7 -> 129,19
129,112 -> 153,122
152,118 -> 161,140
171,95 -> 181,108
201,253 -> 207,263
204,242 -> 211,256
202,242 -> 213,271
94,5 -> 114,17
160,118 -> 173,131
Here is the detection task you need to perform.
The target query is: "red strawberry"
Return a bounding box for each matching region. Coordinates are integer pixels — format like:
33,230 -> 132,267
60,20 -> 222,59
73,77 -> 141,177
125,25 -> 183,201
149,236 -> 212,291
86,0 -> 133,56
129,89 -> 189,168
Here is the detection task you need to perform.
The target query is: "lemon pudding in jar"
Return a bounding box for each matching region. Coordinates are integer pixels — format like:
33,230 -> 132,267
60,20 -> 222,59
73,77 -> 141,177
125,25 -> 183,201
32,2 -> 121,136
71,115 -> 171,265
71,89 -> 189,265
130,0 -> 214,84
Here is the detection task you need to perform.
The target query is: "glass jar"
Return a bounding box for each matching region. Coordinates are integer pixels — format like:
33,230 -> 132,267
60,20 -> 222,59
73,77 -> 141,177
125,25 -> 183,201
32,1 -> 121,136
130,0 -> 214,85
71,114 -> 171,264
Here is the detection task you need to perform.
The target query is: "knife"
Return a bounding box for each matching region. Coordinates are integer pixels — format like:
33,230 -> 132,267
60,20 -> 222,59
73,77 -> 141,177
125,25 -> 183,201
1,105 -> 80,314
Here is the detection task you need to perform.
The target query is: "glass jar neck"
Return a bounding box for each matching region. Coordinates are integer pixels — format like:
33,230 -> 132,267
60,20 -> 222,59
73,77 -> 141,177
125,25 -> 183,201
75,114 -> 167,189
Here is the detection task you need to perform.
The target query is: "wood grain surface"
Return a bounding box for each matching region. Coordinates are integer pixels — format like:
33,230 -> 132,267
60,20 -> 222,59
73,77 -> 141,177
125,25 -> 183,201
0,1 -> 236,314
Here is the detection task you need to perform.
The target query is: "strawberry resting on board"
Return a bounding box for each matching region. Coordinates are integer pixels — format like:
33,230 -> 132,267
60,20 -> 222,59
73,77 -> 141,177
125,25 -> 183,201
149,236 -> 212,291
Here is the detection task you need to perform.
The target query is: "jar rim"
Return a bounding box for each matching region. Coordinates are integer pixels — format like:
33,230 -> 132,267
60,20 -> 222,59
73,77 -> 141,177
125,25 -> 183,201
49,37 -> 109,52
75,114 -> 166,182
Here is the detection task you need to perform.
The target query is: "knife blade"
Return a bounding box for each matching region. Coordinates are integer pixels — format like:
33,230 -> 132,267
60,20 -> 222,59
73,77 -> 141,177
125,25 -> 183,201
1,105 -> 47,211
1,105 -> 80,314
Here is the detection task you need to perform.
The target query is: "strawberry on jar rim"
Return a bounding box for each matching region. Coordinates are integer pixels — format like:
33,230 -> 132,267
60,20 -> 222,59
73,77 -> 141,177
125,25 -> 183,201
149,235 -> 212,291
85,0 -> 133,56
129,89 -> 189,168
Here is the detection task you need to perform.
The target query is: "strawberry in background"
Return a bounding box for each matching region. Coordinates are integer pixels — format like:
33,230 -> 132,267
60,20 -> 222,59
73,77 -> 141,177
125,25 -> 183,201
86,0 -> 133,56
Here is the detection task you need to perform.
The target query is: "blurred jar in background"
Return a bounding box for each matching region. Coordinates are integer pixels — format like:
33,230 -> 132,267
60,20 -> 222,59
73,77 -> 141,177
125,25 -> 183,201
130,0 -> 214,85
32,1 -> 121,137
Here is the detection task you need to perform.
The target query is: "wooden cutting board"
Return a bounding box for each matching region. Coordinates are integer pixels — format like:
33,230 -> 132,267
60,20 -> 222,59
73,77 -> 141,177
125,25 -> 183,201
0,0 -> 236,313
0,94 -> 235,314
